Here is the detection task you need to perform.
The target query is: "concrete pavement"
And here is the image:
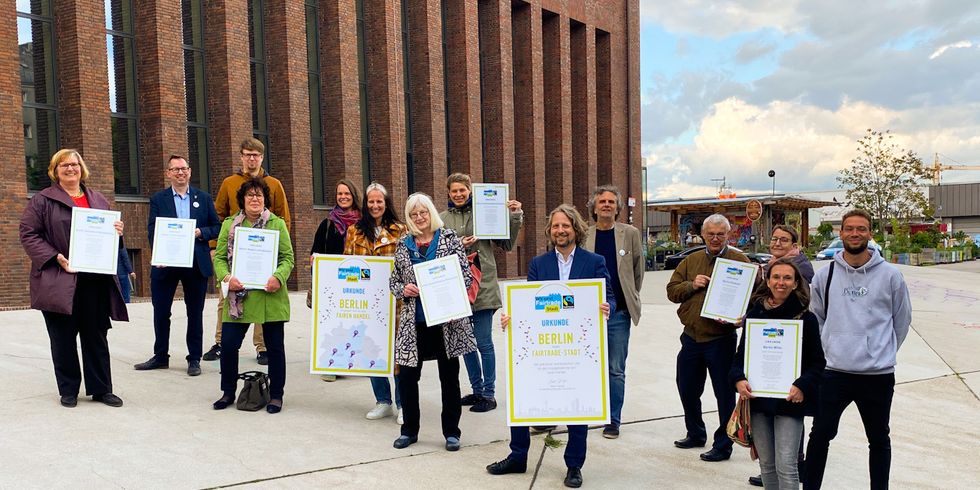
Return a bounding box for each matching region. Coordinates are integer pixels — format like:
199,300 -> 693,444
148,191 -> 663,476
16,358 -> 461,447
1,261 -> 978,488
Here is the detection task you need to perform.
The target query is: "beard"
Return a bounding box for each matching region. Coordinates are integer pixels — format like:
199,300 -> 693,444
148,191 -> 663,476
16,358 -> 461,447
844,241 -> 868,255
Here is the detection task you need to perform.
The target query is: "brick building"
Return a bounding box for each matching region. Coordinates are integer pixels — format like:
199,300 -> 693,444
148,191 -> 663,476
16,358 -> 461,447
2,0 -> 640,308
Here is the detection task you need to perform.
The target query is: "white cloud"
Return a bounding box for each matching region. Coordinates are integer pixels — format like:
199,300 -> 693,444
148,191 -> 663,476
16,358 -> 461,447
639,0 -> 804,37
645,98 -> 980,199
930,40 -> 974,59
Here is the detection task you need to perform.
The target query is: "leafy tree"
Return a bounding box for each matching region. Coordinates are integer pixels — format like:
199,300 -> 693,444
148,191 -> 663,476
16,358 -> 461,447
817,222 -> 834,240
837,129 -> 932,231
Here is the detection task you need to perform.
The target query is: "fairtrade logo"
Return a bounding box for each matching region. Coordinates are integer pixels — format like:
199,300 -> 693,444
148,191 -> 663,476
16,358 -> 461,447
166,223 -> 183,230
482,189 -> 498,197
534,293 -> 575,313
725,267 -> 743,276
247,235 -> 265,243
762,327 -> 784,338
427,264 -> 447,275
85,216 -> 105,224
338,266 -> 368,282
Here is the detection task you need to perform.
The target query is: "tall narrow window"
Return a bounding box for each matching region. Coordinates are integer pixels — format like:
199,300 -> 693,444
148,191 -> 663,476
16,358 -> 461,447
18,0 -> 59,191
306,0 -> 326,204
440,0 -> 450,174
182,0 -> 209,191
401,0 -> 414,193
248,0 -> 271,172
106,0 -> 139,195
356,0 -> 371,189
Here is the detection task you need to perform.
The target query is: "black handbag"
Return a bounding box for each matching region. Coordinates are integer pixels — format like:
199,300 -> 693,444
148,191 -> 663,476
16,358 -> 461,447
236,371 -> 271,411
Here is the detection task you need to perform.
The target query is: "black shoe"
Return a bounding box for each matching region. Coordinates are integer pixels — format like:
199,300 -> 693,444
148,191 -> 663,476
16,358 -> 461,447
266,399 -> 282,414
602,424 -> 620,439
203,344 -> 221,361
529,425 -> 556,434
470,397 -> 497,413
486,456 -> 527,475
60,395 -> 77,408
748,475 -> 763,487
564,467 -> 583,488
187,360 -> 202,377
93,393 -> 123,407
393,435 -> 417,449
134,356 -> 169,370
674,436 -> 707,449
700,447 -> 732,462
256,351 -> 269,365
461,393 -> 482,406
213,395 -> 234,410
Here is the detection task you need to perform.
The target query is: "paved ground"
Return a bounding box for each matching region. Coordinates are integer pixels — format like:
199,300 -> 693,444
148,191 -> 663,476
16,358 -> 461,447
2,261 -> 978,489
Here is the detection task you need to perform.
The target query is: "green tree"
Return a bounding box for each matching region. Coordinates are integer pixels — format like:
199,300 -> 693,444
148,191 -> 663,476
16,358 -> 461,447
837,129 -> 932,231
817,222 -> 834,240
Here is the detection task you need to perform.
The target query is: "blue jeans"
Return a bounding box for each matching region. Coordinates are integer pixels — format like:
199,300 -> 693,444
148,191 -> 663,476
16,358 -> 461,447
606,309 -> 631,427
462,309 -> 496,398
752,412 -> 804,490
370,376 -> 401,408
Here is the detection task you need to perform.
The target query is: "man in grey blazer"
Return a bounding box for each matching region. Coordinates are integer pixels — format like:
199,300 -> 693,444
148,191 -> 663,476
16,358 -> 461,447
584,184 -> 644,439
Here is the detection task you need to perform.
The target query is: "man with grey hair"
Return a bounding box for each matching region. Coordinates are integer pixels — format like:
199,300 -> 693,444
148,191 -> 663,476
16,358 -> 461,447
666,213 -> 750,462
584,185 -> 644,439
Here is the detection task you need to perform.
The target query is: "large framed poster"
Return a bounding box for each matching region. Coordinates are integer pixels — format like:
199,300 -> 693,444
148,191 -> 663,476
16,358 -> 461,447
502,280 -> 610,426
310,254 -> 395,376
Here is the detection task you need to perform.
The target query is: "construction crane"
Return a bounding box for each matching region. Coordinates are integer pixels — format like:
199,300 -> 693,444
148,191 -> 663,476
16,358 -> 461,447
931,153 -> 980,185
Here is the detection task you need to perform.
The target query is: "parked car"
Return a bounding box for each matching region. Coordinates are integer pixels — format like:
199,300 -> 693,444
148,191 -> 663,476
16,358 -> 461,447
663,246 -> 773,270
815,237 -> 882,260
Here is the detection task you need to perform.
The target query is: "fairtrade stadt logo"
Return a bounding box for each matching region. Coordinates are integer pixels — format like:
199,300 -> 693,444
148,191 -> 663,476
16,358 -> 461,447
482,188 -> 498,198
724,266 -> 743,276
246,234 -> 265,243
762,327 -> 784,338
86,215 -> 105,224
166,222 -> 184,230
338,265 -> 371,282
534,284 -> 575,313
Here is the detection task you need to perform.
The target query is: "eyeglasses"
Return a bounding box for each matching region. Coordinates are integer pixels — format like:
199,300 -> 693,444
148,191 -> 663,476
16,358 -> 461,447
59,163 -> 81,169
770,237 -> 792,244
409,210 -> 429,219
241,152 -> 263,160
168,167 -> 190,173
245,193 -> 264,200
704,233 -> 727,240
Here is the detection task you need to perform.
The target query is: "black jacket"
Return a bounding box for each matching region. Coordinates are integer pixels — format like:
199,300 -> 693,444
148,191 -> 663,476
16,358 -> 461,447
729,294 -> 825,418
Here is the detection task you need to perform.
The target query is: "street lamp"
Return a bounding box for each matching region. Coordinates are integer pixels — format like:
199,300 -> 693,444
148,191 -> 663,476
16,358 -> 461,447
768,169 -> 775,196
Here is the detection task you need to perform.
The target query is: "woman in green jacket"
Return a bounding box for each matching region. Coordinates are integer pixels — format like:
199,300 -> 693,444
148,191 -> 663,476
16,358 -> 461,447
212,177 -> 294,413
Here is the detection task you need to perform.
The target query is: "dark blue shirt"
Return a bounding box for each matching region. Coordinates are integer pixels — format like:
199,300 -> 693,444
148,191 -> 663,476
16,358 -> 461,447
594,228 -> 626,312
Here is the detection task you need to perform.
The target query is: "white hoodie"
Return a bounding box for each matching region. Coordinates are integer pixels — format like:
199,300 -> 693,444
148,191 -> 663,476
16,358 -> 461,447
809,249 -> 912,375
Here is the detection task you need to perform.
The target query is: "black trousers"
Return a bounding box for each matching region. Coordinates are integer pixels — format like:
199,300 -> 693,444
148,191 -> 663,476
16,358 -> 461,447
397,322 -> 462,439
220,322 -> 286,399
805,370 -> 895,490
675,332 -> 736,451
150,266 -> 208,361
42,273 -> 115,397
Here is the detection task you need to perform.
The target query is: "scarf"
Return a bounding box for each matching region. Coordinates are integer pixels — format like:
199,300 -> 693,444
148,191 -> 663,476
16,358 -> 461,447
404,228 -> 441,265
226,209 -> 272,320
329,206 -> 361,236
447,197 -> 472,210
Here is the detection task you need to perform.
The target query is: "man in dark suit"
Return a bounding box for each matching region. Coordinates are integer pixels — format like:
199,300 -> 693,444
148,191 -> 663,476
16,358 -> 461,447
135,155 -> 221,376
487,204 -> 614,489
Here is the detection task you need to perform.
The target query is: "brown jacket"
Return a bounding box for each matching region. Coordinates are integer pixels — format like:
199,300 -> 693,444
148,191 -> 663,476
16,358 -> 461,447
211,169 -> 291,248
666,246 -> 749,342
19,185 -> 129,320
584,222 -> 645,325
343,222 -> 406,257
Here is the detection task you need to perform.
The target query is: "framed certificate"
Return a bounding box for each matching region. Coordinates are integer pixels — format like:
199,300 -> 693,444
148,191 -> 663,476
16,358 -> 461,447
412,254 -> 472,325
471,183 -> 510,239
150,217 -> 196,268
310,254 -> 395,376
230,227 -> 280,290
502,280 -> 610,426
744,319 -> 803,398
68,207 -> 121,275
700,258 -> 758,322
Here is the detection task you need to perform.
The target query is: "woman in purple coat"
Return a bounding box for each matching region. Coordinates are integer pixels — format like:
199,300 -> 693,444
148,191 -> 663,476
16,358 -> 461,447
19,149 -> 129,409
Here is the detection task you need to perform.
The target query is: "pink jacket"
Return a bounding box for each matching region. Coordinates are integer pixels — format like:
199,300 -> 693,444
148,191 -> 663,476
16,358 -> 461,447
19,185 -> 129,320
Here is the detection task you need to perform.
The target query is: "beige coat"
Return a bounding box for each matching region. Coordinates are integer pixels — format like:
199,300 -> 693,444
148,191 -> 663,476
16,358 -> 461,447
584,222 -> 644,324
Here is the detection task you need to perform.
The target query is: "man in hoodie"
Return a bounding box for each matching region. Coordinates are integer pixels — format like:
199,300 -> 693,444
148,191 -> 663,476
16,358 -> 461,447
804,209 -> 912,490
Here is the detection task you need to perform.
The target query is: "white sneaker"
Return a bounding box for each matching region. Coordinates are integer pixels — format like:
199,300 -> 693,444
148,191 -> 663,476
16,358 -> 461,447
366,402 -> 394,420
397,408 -> 404,425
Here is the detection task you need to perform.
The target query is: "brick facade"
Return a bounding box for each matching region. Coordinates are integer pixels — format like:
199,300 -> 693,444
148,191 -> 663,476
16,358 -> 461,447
1,0 -> 640,308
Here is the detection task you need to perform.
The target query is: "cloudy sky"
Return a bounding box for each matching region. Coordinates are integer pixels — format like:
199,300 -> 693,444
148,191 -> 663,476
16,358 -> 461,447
640,0 -> 980,200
